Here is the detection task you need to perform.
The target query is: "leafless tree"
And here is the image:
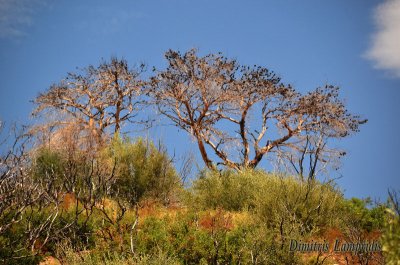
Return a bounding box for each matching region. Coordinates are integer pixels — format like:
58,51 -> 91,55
0,122 -> 36,236
149,49 -> 366,171
272,130 -> 346,181
32,58 -> 145,141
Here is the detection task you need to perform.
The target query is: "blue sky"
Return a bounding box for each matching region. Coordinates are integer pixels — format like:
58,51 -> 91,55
0,0 -> 399,200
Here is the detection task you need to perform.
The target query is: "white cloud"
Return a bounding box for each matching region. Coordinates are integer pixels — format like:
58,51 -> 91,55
366,0 -> 400,78
0,0 -> 49,39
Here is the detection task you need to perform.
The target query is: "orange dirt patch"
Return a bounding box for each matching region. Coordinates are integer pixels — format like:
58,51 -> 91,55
61,192 -> 76,210
198,209 -> 234,232
39,256 -> 61,265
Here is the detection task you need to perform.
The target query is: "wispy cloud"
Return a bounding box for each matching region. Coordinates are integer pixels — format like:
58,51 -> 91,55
0,0 -> 48,39
365,0 -> 400,78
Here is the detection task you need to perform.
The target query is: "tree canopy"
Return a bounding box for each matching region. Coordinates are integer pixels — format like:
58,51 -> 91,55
149,49 -> 367,171
33,58 -> 145,140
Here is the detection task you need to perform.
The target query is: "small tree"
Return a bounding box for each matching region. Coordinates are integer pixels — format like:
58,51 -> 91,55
149,49 -> 366,171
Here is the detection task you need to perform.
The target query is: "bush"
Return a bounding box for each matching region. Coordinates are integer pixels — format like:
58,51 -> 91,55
185,169 -> 346,263
382,191 -> 400,264
188,169 -> 259,211
382,208 -> 400,264
32,135 -> 182,206
340,197 -> 385,233
103,135 -> 182,205
189,169 -> 344,234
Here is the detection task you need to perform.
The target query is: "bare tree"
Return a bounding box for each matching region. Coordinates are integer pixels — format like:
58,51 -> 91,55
149,49 -> 366,171
0,122 -> 35,236
272,131 -> 346,181
32,58 -> 145,140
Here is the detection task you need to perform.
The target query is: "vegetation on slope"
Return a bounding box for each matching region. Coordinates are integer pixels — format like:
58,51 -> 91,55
0,50 -> 398,264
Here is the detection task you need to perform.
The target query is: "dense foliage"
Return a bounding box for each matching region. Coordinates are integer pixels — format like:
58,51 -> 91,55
1,158 -> 394,264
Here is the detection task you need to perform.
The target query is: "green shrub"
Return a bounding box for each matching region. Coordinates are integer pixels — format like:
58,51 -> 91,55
189,169 -> 343,234
381,192 -> 400,265
340,197 -> 385,232
0,212 -> 44,265
188,169 -> 261,211
104,135 -> 182,205
253,174 -> 344,236
187,168 -> 345,264
382,208 -> 400,264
